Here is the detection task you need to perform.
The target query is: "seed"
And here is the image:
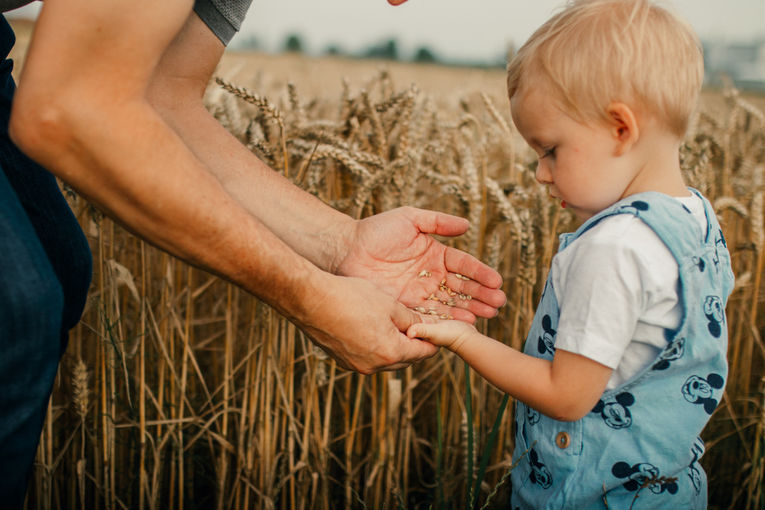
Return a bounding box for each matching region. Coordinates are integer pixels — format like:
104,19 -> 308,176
454,273 -> 470,281
430,296 -> 456,306
418,270 -> 432,278
439,282 -> 457,296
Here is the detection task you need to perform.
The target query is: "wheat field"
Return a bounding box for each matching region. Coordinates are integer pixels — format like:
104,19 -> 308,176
12,36 -> 765,510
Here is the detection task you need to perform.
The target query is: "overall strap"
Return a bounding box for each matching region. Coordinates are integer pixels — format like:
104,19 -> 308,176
570,190 -> 714,263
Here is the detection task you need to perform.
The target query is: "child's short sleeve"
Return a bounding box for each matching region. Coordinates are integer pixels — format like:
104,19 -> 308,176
552,215 -> 681,387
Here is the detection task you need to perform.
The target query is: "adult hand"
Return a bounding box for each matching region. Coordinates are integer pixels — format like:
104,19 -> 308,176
295,271 -> 439,374
335,207 -> 506,323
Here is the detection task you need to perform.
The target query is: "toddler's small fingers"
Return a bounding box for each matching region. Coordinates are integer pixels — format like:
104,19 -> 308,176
407,324 -> 422,338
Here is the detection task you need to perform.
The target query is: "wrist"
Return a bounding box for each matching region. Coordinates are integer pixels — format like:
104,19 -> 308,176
276,261 -> 336,329
230,229 -> 327,327
325,216 -> 358,275
450,330 -> 475,356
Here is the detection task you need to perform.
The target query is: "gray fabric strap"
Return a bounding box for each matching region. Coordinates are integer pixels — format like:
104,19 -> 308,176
194,0 -> 253,46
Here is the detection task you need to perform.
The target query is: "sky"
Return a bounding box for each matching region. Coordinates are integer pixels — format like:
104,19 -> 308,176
6,0 -> 765,63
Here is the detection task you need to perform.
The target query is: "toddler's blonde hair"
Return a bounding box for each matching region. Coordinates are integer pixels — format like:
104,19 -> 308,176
507,0 -> 703,138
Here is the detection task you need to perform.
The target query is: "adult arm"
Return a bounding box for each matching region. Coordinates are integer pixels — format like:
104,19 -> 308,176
144,13 -> 506,323
9,0 -> 437,373
408,321 -> 613,421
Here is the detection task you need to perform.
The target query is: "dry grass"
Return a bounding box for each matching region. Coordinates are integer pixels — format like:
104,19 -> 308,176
19,48 -> 765,509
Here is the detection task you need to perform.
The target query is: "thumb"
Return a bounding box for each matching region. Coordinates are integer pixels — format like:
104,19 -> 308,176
391,302 -> 419,333
406,208 -> 470,237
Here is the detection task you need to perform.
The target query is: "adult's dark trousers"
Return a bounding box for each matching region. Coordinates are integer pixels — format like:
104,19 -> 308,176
0,15 -> 92,509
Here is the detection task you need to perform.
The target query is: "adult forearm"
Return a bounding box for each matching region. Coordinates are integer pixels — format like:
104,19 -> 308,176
154,97 -> 355,273
10,92 -> 321,321
143,12 -> 355,273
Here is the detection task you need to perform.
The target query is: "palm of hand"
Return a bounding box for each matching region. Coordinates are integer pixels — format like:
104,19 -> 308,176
339,211 -> 444,298
336,207 -> 505,323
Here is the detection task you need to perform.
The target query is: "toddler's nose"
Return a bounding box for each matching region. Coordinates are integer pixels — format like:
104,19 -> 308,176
535,160 -> 553,185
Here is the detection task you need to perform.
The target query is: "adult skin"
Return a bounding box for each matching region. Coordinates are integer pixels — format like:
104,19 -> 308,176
9,0 -> 505,373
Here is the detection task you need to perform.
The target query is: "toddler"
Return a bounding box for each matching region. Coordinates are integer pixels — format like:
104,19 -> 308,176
408,0 -> 735,507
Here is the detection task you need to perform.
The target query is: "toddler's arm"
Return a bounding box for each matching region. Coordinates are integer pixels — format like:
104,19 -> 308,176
408,321 -> 612,421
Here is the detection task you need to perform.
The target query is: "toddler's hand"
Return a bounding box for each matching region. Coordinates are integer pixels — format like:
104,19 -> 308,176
407,320 -> 477,352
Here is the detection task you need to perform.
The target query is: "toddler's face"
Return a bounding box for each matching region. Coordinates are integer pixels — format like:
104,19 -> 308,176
510,88 -> 636,221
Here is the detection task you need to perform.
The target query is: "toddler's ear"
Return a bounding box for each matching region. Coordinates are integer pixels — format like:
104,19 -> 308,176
606,102 -> 639,156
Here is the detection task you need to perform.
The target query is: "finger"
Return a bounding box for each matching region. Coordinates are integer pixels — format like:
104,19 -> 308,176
463,300 -> 501,320
416,289 -> 478,323
443,274 -> 507,314
444,306 -> 477,323
391,301 -> 420,333
407,323 -> 429,339
389,308 -> 440,363
444,246 -> 504,290
406,322 -> 450,347
422,274 -> 500,320
396,330 -> 439,362
406,207 -> 470,237
410,309 -> 449,325
392,300 -> 457,340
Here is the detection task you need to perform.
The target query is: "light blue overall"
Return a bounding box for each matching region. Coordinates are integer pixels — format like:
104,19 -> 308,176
510,190 -> 734,509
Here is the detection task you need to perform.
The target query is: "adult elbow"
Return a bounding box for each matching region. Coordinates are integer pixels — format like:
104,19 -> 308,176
9,92 -> 72,164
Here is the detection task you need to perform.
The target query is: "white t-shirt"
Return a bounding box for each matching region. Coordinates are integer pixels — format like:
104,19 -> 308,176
552,194 -> 708,390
